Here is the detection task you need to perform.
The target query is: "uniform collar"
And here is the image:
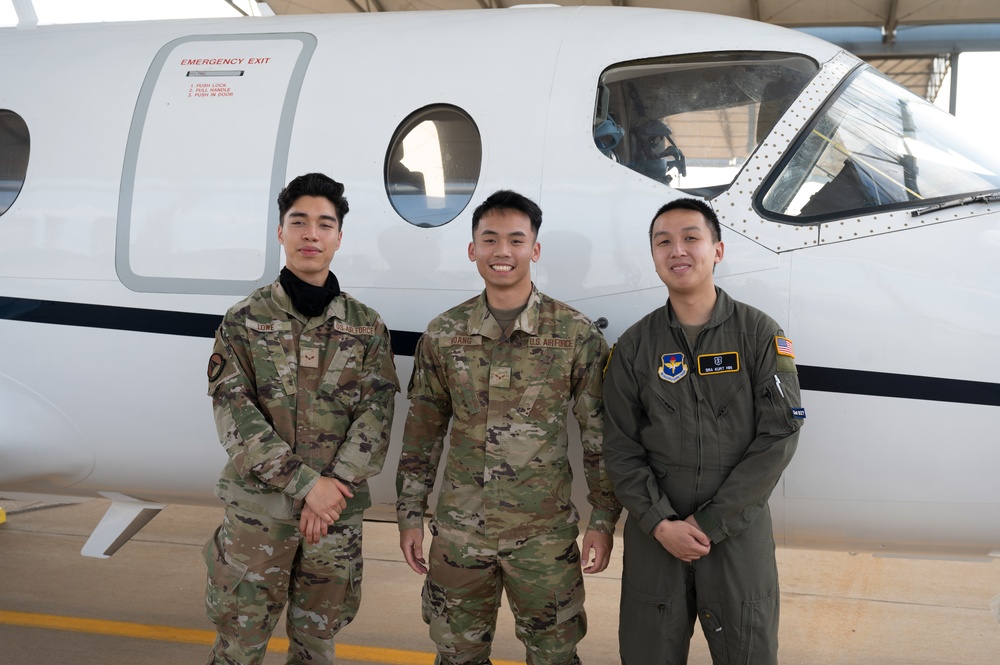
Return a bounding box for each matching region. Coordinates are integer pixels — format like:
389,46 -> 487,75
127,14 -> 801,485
469,284 -> 542,339
271,278 -> 346,325
666,286 -> 734,330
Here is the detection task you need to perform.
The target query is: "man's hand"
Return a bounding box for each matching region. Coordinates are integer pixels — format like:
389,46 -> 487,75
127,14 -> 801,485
304,476 -> 354,524
653,516 -> 711,562
299,504 -> 327,545
399,527 -> 427,575
581,529 -> 614,574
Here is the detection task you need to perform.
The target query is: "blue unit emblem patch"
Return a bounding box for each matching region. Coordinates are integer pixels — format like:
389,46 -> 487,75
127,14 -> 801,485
659,353 -> 688,383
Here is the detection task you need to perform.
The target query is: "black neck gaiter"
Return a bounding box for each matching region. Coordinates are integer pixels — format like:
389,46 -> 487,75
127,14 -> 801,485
279,267 -> 341,318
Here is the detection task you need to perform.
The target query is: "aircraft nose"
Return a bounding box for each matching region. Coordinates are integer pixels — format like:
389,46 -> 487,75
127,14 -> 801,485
0,374 -> 94,487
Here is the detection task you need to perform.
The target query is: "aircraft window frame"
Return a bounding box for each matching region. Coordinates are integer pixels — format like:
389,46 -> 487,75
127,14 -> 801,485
0,110 -> 30,216
385,104 -> 482,228
593,52 -> 818,199
117,33 -> 316,296
756,64 -> 1000,224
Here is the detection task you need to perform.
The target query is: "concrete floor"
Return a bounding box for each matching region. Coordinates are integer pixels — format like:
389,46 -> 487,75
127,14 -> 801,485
1,498 -> 998,664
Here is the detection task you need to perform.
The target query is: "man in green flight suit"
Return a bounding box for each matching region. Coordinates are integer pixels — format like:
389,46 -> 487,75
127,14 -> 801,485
396,189 -> 622,665
203,173 -> 400,664
603,198 -> 805,664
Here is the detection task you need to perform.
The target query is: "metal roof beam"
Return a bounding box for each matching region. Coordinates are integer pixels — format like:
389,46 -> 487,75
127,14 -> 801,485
884,0 -> 900,44
797,23 -> 1000,56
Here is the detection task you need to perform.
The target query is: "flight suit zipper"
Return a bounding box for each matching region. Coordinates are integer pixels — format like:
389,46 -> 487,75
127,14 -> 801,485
679,327 -> 704,499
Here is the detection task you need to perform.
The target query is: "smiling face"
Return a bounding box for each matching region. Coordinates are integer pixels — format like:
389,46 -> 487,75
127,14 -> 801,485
650,207 -> 724,297
468,209 -> 540,306
277,195 -> 343,287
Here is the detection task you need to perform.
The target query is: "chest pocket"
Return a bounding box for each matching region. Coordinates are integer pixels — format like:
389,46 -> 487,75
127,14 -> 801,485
248,326 -> 296,404
517,351 -> 556,416
319,336 -> 366,408
447,346 -> 481,419
518,348 -> 571,419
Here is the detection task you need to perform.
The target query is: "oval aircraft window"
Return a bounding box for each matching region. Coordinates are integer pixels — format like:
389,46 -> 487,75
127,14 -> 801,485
0,110 -> 30,216
385,105 -> 482,228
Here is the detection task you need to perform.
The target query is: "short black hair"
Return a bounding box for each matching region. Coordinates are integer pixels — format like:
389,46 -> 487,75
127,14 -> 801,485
471,190 -> 542,237
648,198 -> 721,244
277,173 -> 349,227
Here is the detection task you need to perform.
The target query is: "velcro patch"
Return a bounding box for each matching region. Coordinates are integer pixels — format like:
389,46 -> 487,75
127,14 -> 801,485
490,366 -> 511,388
207,353 -> 226,381
442,335 -> 481,347
658,353 -> 687,383
246,319 -> 291,333
697,352 -> 739,375
335,322 -> 375,336
301,347 -> 320,368
775,336 -> 795,358
528,337 -> 574,348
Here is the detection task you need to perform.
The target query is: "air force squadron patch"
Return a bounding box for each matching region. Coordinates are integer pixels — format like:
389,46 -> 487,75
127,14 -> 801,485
658,353 -> 687,383
207,353 -> 226,382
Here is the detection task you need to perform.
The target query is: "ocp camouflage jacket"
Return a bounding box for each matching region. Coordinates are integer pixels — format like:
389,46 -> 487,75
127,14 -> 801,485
396,286 -> 622,539
208,279 -> 399,520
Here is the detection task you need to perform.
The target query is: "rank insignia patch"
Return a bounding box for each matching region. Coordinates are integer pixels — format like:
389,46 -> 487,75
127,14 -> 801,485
775,336 -> 795,358
300,347 -> 319,368
207,353 -> 226,381
490,366 -> 511,388
658,353 -> 687,383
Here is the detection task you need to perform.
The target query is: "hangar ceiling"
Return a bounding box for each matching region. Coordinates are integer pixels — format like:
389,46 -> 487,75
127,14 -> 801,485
259,0 -> 1000,103
261,0 -> 1000,30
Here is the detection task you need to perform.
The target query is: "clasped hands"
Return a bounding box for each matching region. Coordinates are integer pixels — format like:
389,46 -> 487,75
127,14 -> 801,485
653,515 -> 711,562
300,476 -> 354,544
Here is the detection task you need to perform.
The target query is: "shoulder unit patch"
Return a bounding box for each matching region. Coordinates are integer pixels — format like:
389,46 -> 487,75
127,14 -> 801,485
207,353 -> 226,382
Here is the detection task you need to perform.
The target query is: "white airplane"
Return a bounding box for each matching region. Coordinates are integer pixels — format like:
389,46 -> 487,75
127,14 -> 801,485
1,5 -> 998,562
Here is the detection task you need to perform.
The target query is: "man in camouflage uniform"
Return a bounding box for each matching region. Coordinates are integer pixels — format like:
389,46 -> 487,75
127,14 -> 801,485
396,190 -> 622,665
203,173 -> 400,665
602,198 -> 804,664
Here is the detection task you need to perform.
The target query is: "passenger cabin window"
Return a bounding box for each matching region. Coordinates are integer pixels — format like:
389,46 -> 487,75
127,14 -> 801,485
0,110 -> 29,216
761,66 -> 1000,221
385,105 -> 482,227
595,53 -> 817,198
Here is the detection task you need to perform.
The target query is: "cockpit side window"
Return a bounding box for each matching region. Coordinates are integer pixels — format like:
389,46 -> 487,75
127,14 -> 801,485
0,110 -> 29,216
760,66 -> 1000,222
595,53 -> 817,198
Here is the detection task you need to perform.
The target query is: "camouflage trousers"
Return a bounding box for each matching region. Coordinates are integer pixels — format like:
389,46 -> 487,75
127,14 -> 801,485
203,505 -> 363,665
422,524 -> 587,665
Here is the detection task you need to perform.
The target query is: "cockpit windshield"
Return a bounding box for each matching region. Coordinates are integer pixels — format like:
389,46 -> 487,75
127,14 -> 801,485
594,52 -> 818,198
760,66 -> 1000,221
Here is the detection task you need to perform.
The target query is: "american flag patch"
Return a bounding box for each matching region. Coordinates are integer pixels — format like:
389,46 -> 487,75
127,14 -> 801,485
775,336 -> 795,358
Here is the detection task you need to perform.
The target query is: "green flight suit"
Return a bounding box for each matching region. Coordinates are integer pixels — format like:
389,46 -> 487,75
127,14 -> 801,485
603,287 -> 803,665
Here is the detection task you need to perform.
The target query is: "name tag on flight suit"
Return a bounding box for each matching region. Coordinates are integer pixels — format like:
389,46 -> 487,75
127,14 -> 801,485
697,352 -> 740,375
